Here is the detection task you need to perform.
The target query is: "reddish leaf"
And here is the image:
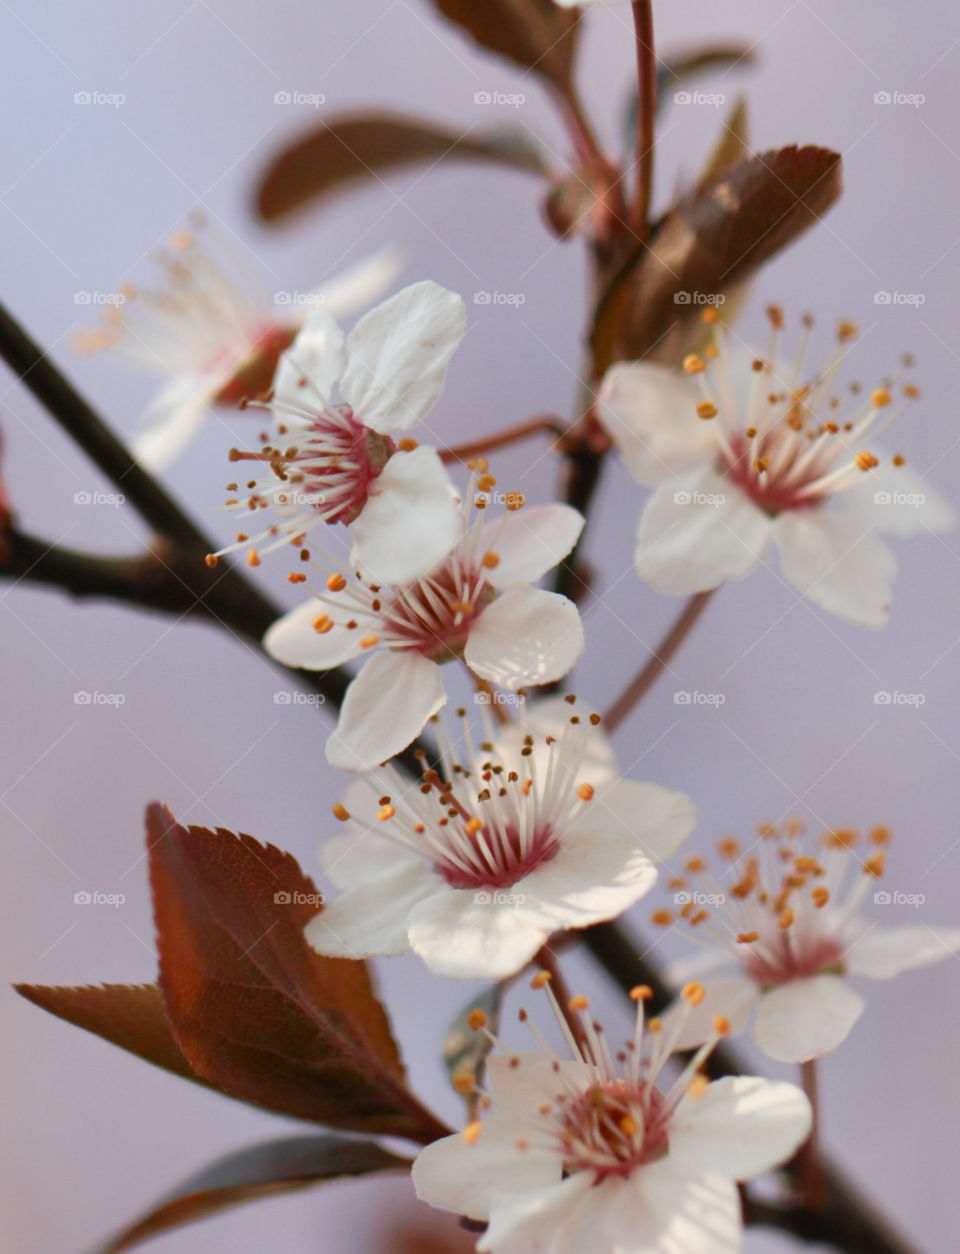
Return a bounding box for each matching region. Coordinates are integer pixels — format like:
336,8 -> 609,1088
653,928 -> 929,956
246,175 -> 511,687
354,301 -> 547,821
428,0 -> 580,88
591,144 -> 842,372
14,982 -> 212,1090
94,1134 -> 408,1254
257,113 -> 546,221
147,804 -> 443,1142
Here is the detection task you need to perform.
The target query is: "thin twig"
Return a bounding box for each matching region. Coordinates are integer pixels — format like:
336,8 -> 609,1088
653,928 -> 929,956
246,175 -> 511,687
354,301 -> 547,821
439,415 -> 567,465
630,0 -> 657,238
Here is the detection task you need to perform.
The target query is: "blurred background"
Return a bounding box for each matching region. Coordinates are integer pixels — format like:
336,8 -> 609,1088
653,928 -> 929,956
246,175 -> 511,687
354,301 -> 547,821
2,1 -> 958,1250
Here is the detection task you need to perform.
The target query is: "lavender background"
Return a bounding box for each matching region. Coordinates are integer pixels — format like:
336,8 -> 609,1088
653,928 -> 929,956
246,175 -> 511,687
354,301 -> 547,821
3,1 -> 958,1250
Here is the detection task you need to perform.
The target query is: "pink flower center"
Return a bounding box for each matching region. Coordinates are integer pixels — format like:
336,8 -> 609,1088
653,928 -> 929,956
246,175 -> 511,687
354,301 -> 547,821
743,934 -> 845,987
433,822 -> 558,890
381,563 -> 497,661
559,1082 -> 669,1181
720,429 -> 826,516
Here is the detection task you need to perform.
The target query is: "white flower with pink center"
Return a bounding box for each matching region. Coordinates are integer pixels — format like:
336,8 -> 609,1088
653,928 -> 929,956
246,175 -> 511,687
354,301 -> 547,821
304,700 -> 696,978
656,821 -> 960,1064
75,220 -> 403,471
599,309 -> 955,627
209,278 -> 466,586
412,982 -> 811,1254
265,485 -> 587,771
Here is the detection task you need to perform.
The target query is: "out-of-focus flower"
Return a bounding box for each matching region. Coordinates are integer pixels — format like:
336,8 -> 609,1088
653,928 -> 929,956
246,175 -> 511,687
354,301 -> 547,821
412,981 -> 811,1253
265,479 -> 586,771
74,220 -> 403,470
208,279 -> 465,586
656,820 -> 960,1063
305,698 -> 695,979
599,309 -> 955,627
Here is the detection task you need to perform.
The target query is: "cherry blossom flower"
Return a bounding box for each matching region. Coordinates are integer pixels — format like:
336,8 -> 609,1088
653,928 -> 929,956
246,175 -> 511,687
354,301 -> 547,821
207,278 -> 466,585
265,483 -> 587,771
599,309 -> 955,627
304,699 -> 696,978
75,220 -> 402,470
412,980 -> 811,1253
655,821 -> 960,1064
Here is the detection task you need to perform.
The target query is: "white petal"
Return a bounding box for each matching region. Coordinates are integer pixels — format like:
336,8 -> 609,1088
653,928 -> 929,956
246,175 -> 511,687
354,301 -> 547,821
845,924 -> 960,979
326,650 -> 447,771
843,454 -> 956,538
515,827 -> 658,935
130,377 -> 212,471
319,816 -> 413,891
465,586 -> 584,692
598,361 -> 713,484
752,974 -> 865,1063
670,1076 -> 812,1180
660,975 -> 758,1052
304,861 -> 439,959
348,445 -> 460,585
407,891 -> 552,980
572,779 -> 697,865
274,311 -> 346,409
263,597 -> 364,670
774,508 -> 897,628
340,280 -> 465,433
485,1054 -> 592,1113
601,1165 -> 743,1254
412,1118 -> 562,1224
304,244 -> 404,318
478,1174 -> 596,1254
636,468 -> 771,594
479,504 -> 585,588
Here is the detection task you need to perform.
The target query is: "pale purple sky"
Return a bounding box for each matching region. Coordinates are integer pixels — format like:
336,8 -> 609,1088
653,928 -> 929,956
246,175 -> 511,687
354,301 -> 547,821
3,2 -> 959,1251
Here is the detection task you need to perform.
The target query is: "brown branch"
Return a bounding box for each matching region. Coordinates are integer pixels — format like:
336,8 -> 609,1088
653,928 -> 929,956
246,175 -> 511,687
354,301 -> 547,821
439,415 -> 567,466
630,0 -> 657,237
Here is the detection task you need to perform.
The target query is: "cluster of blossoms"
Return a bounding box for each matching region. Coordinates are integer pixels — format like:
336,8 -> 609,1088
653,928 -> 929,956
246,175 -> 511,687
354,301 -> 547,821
413,978 -> 812,1254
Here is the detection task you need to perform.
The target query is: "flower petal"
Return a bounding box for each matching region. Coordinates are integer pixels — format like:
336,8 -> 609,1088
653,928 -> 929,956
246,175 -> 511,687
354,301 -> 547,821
479,504 -> 585,588
773,508 -> 897,628
131,377 -> 212,472
274,311 -> 346,410
635,468 -> 771,594
660,974 -> 758,1052
263,596 -> 365,670
600,1167 -> 743,1254
349,445 -> 459,585
407,891 -> 552,980
303,244 -> 404,319
412,1117 -> 562,1224
845,924 -> 960,979
304,860 -> 439,959
598,362 -> 712,484
670,1076 -> 812,1180
752,974 -> 865,1063
478,1174 -> 596,1254
843,454 -> 956,538
465,586 -> 584,692
572,779 -> 697,865
326,650 -> 447,771
340,280 -> 465,433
